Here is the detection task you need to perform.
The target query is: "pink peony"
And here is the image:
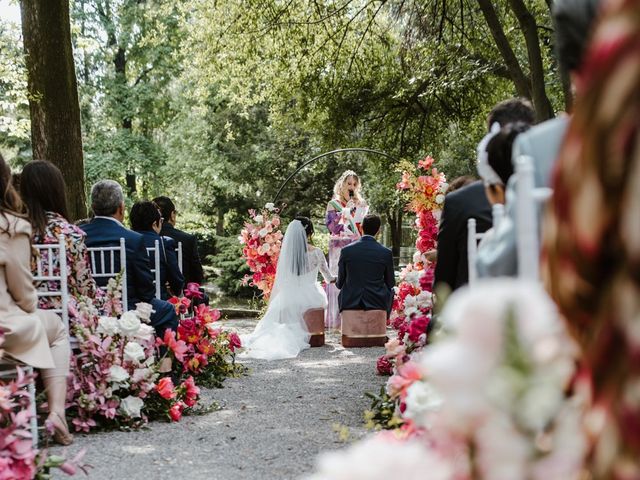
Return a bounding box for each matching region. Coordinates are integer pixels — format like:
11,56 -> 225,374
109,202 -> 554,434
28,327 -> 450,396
377,356 -> 394,376
156,377 -> 176,400
168,401 -> 185,422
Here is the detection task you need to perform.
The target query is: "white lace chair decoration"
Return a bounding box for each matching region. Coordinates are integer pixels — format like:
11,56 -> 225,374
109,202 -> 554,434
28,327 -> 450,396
515,155 -> 553,281
176,241 -> 183,274
33,234 -> 70,334
145,239 -> 162,299
87,238 -> 128,311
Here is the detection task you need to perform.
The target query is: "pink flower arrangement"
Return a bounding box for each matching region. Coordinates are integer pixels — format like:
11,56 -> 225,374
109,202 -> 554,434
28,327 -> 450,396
67,299 -> 158,432
239,204 -> 283,300
148,376 -> 200,422
158,290 -> 243,388
314,281 -> 589,479
376,157 -> 446,376
0,333 -> 87,477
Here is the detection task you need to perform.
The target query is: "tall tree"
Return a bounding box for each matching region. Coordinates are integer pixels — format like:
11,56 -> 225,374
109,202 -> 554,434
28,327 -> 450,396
19,0 -> 87,219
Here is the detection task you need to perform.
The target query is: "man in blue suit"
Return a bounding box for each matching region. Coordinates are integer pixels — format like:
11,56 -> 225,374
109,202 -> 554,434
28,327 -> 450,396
81,180 -> 178,336
337,214 -> 395,316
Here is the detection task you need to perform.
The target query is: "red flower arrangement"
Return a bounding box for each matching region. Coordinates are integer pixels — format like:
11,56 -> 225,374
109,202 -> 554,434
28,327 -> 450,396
159,286 -> 243,388
376,157 -> 446,375
239,204 -> 283,300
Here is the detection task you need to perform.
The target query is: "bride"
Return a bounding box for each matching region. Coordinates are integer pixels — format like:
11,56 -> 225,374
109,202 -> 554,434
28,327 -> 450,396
241,217 -> 335,360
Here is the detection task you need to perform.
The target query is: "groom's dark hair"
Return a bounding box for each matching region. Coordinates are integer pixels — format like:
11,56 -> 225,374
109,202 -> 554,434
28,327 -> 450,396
362,214 -> 381,236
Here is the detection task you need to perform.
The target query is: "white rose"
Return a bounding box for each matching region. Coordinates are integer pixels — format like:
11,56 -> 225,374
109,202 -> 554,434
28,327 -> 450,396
97,316 -> 119,336
135,324 -> 155,342
416,290 -> 433,308
135,302 -> 154,323
264,202 -> 275,211
131,368 -> 152,383
124,342 -> 146,364
439,182 -> 449,193
108,365 -> 130,384
404,381 -> 443,427
404,270 -> 420,286
119,395 -> 144,418
404,306 -> 419,318
258,227 -> 269,237
404,295 -> 417,308
254,214 -> 264,224
118,311 -> 142,336
435,194 -> 445,205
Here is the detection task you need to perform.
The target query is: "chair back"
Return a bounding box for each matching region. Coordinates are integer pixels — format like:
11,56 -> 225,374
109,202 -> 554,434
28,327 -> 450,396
176,241 -> 183,273
467,218 -> 486,286
515,155 -> 553,281
33,234 -> 70,333
492,203 -> 505,230
145,239 -> 162,299
87,237 -> 128,310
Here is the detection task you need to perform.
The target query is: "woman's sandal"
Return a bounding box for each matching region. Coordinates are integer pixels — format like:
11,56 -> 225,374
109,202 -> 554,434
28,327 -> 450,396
48,412 -> 74,446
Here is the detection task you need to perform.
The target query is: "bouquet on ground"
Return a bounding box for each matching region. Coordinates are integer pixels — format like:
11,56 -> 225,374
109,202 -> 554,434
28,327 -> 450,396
159,285 -> 243,388
239,203 -> 283,300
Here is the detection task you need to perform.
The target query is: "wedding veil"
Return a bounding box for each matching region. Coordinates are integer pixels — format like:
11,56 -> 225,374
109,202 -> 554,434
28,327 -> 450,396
270,220 -> 309,301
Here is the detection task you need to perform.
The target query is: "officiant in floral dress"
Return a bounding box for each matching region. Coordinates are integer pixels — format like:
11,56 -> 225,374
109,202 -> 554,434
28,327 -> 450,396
325,170 -> 368,329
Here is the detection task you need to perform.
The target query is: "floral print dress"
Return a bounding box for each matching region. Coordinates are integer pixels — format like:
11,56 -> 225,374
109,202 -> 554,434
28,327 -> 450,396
32,211 -> 100,318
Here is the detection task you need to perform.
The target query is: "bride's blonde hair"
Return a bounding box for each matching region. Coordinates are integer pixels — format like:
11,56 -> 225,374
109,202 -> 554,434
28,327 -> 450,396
333,170 -> 363,203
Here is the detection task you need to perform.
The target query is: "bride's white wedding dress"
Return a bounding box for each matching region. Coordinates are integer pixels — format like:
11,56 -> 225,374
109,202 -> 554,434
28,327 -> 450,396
241,221 -> 335,360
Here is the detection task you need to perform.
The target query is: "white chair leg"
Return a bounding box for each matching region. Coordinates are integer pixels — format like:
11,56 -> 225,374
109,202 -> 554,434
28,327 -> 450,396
26,367 -> 38,447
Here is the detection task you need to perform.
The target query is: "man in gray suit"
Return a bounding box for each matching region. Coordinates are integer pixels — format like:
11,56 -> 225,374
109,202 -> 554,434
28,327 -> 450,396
476,0 -> 601,278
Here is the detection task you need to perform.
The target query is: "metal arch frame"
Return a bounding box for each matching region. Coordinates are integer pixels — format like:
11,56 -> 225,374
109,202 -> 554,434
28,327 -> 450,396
273,147 -> 399,203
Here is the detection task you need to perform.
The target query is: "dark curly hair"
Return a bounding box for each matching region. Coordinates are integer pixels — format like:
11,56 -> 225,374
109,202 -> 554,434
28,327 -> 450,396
130,201 -> 162,232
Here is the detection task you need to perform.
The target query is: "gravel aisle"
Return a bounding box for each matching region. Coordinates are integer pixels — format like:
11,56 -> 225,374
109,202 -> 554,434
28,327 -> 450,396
52,319 -> 385,480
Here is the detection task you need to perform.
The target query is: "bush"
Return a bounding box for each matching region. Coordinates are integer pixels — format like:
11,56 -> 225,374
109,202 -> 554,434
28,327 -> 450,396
208,235 -> 257,298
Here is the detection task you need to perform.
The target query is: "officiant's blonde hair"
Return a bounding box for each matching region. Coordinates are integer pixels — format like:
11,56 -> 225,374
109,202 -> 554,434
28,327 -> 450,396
333,170 -> 363,203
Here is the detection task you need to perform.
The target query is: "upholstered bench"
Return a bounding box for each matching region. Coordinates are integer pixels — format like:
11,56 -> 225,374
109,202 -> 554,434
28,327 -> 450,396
341,310 -> 387,347
303,308 -> 325,347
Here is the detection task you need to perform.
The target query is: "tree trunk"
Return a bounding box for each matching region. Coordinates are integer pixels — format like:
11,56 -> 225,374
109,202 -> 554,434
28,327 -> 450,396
507,0 -> 555,121
216,209 -> 224,236
20,0 -> 87,220
476,0 -> 531,100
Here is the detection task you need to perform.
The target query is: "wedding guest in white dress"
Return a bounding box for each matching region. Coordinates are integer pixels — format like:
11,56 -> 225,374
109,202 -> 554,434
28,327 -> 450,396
241,217 -> 335,360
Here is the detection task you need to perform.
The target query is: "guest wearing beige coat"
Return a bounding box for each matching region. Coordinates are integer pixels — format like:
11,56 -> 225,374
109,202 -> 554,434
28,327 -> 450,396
0,154 -> 72,445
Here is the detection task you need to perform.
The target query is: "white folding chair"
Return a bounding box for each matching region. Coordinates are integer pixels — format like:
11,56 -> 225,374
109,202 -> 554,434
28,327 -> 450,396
176,241 -> 183,274
0,363 -> 38,447
491,203 -> 505,230
87,238 -> 128,311
515,155 -> 553,281
467,218 -> 485,286
33,234 -> 70,334
146,239 -> 162,299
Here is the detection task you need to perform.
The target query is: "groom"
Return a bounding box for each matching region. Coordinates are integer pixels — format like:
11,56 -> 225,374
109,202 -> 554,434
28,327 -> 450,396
337,214 -> 395,316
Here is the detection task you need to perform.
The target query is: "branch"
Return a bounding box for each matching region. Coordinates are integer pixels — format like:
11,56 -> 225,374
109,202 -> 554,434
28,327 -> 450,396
476,0 -> 530,98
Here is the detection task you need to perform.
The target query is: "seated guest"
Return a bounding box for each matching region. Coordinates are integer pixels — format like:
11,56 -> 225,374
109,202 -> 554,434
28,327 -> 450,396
81,180 -> 178,336
130,201 -> 184,300
337,214 -> 395,316
0,154 -> 72,445
477,0 -> 600,278
20,160 -> 100,312
434,98 -> 535,292
152,196 -> 204,285
475,123 -> 530,274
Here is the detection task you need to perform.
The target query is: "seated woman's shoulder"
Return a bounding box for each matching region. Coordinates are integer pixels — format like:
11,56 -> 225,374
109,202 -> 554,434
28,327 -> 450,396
0,212 -> 31,237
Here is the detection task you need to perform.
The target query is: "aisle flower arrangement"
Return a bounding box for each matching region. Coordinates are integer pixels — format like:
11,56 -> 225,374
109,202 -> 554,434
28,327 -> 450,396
67,298 -> 158,432
376,157 -> 446,375
159,286 -> 243,388
0,333 -> 86,477
239,203 -> 283,300
312,281 -> 589,479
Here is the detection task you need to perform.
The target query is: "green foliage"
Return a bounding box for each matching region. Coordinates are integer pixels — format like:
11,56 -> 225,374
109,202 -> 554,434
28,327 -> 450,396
364,386 -> 403,431
209,236 -> 257,298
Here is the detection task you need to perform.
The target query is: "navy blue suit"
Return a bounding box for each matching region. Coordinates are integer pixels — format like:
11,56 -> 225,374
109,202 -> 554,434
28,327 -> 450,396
336,236 -> 395,314
138,231 -> 184,300
81,217 -> 178,335
434,181 -> 492,291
